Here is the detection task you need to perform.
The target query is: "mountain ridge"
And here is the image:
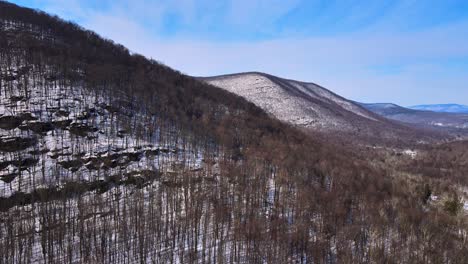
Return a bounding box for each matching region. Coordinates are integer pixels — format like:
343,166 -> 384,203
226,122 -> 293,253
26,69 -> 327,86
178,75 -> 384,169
409,103 -> 468,113
361,102 -> 468,130
202,72 -> 385,127
201,72 -> 444,142
1,2 -> 467,263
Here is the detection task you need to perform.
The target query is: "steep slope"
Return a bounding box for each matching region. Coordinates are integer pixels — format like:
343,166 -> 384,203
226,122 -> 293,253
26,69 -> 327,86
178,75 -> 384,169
0,3 -> 321,262
203,72 -> 378,129
361,103 -> 468,129
0,70 -> 197,198
201,72 -> 438,141
409,104 -> 468,114
0,2 -> 399,262
1,2 -> 467,263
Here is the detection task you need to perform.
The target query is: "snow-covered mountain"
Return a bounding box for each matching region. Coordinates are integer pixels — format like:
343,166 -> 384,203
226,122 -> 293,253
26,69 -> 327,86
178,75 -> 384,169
203,73 -> 391,131
201,72 -> 439,141
409,104 -> 468,114
361,103 -> 468,129
2,2 -> 468,263
7,3 -> 401,262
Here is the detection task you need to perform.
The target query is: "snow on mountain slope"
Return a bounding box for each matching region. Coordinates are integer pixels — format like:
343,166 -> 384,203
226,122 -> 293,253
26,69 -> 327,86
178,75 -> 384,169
200,72 -> 414,137
0,65 -> 204,198
202,72 -> 383,132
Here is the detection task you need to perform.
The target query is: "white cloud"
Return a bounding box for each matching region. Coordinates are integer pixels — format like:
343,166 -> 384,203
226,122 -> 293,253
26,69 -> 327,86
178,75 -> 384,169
86,18 -> 468,105
25,0 -> 468,105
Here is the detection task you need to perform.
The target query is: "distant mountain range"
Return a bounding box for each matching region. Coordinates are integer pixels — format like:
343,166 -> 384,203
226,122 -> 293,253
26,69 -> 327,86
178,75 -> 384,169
360,103 -> 468,129
409,104 -> 468,114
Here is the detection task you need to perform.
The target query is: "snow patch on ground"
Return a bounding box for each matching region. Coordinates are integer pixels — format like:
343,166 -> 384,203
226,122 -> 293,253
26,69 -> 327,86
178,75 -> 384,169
402,149 -> 417,159
0,66 -> 205,196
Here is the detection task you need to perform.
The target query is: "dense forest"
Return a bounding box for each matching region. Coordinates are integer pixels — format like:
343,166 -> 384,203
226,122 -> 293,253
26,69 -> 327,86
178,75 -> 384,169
0,1 -> 467,263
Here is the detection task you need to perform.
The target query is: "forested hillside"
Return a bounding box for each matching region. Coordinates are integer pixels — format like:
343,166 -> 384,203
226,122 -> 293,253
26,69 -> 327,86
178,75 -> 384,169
0,1 -> 467,263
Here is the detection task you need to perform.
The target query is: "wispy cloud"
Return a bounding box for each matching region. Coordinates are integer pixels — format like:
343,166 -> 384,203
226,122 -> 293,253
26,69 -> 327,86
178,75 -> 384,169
11,0 -> 468,105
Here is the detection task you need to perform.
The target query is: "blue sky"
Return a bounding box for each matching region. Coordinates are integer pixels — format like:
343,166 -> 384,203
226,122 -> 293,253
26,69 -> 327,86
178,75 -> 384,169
11,0 -> 468,105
